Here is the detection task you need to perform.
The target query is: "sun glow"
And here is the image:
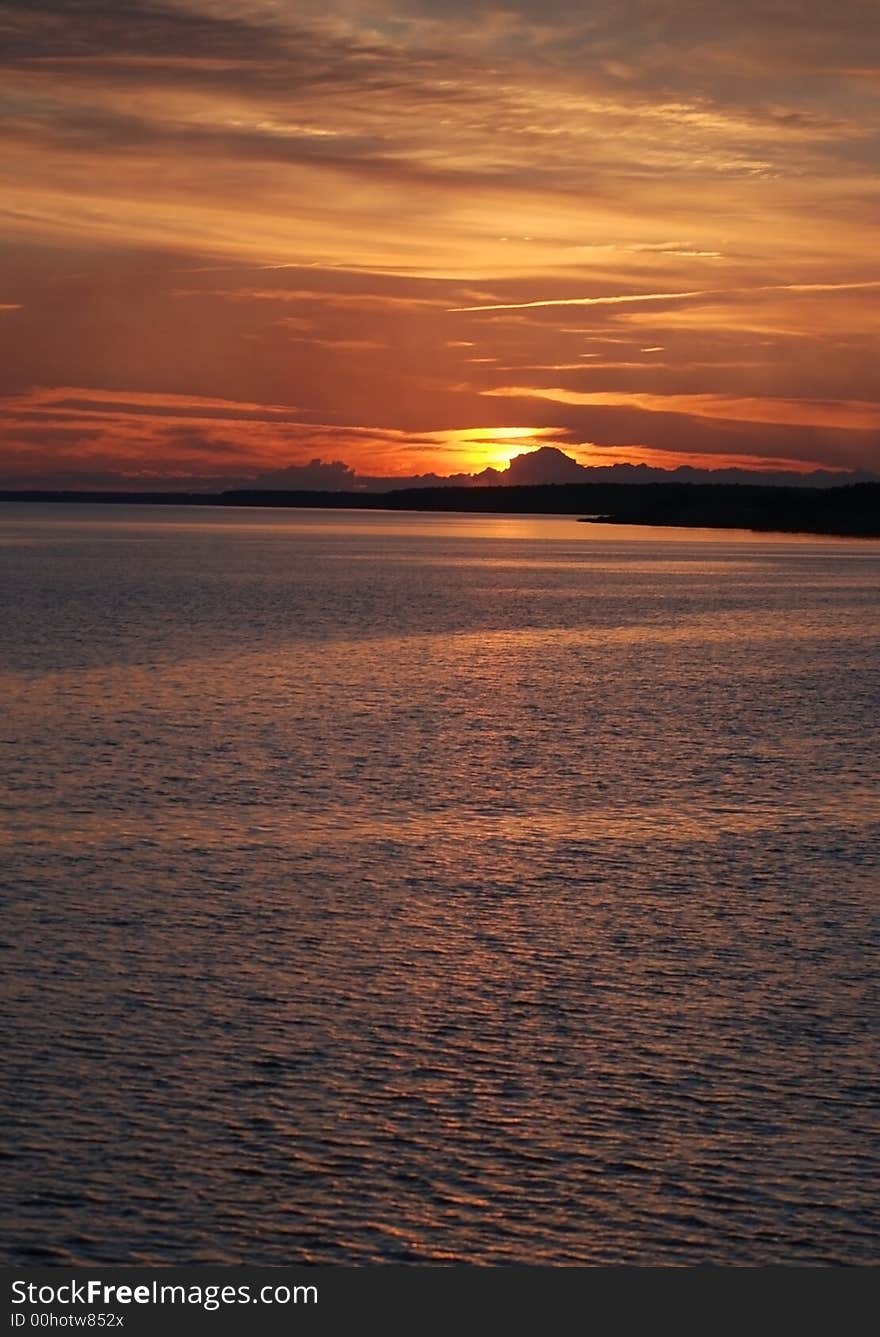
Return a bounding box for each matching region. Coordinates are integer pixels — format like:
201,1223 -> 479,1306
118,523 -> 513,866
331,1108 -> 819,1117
431,426 -> 568,473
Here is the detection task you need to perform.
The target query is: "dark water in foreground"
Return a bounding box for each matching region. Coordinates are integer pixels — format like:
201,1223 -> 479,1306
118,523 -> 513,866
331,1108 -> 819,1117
2,505 -> 878,1265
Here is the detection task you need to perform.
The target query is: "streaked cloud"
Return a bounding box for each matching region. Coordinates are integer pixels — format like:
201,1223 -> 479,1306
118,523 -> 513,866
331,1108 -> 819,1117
449,291 -> 708,313
0,0 -> 878,481
483,386 -> 880,432
451,279 -> 880,315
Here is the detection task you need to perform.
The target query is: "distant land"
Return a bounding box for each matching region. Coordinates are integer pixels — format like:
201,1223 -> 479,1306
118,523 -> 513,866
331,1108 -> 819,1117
3,450 -> 878,537
222,480 -> 879,537
2,479 -> 877,540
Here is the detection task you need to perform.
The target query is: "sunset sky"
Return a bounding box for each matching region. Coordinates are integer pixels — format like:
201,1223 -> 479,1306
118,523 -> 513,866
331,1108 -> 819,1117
1,0 -> 878,487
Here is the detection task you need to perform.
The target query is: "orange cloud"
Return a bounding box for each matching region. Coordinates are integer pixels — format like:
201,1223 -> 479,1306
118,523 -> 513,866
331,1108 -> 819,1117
1,1 -> 879,482
483,386 -> 880,431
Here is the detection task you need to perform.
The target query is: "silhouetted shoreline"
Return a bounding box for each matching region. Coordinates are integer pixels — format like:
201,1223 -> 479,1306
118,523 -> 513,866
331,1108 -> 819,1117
1,480 -> 877,537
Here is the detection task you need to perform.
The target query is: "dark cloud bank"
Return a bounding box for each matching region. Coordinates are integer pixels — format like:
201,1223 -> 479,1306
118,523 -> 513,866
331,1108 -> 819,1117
254,446 -> 874,493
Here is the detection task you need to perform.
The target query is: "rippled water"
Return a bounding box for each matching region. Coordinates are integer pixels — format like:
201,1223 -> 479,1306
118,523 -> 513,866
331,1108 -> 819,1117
2,504 -> 878,1265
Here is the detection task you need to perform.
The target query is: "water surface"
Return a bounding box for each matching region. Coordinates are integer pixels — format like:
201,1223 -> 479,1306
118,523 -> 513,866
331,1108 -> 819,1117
2,505 -> 878,1264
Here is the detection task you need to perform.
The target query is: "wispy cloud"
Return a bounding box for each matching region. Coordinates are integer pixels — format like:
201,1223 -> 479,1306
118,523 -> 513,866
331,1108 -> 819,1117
451,279 -> 880,314
483,386 -> 880,432
450,290 -> 708,313
1,1 -> 878,480
176,288 -> 449,310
